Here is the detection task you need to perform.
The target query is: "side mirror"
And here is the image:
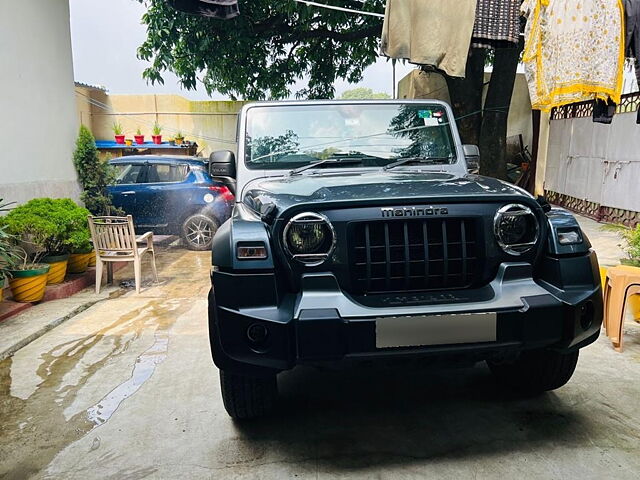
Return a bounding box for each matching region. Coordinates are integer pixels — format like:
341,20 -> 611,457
463,145 -> 480,174
209,150 -> 236,179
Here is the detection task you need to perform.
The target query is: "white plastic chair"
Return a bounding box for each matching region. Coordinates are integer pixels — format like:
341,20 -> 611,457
88,215 -> 158,294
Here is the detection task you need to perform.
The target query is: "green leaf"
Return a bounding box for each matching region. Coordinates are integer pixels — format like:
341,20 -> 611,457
135,0 -> 384,99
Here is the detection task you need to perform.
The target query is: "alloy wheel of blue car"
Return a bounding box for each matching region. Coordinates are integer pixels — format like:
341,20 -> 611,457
182,214 -> 218,251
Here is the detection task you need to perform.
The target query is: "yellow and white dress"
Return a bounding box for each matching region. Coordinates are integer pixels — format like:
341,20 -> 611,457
521,0 -> 625,111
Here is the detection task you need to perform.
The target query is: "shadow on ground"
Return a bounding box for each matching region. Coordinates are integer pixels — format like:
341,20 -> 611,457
229,363 -> 593,470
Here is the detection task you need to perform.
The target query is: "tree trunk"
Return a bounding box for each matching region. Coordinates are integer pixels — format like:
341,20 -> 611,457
445,48 -> 486,145
479,44 -> 522,180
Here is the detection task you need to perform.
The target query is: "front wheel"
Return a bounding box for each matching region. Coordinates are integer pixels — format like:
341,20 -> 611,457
487,349 -> 579,394
219,371 -> 277,419
181,214 -> 218,251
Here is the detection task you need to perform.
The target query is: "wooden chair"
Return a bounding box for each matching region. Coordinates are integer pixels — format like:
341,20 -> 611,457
88,215 -> 158,294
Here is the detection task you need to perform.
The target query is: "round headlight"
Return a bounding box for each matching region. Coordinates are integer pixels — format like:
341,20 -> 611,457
283,212 -> 335,265
494,204 -> 539,255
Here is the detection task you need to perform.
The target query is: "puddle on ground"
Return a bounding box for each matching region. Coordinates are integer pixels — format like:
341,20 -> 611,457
0,295 -> 195,479
87,331 -> 170,426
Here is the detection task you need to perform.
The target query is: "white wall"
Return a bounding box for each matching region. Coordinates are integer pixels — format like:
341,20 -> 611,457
546,111 -> 640,213
0,0 -> 80,206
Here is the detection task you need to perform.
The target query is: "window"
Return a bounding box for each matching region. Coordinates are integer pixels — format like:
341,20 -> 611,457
244,103 -> 457,170
114,164 -> 144,184
146,164 -> 189,183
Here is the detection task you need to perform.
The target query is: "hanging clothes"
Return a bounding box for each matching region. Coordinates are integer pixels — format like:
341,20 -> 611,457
624,0 -> 640,122
521,0 -> 625,111
380,0 -> 478,78
472,0 -> 521,49
166,0 -> 240,19
593,98 -> 617,123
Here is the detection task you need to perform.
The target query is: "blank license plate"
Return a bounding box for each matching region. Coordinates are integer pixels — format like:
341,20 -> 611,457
375,312 -> 497,348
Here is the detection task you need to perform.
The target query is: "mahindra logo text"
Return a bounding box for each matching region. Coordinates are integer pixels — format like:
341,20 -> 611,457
381,206 -> 449,218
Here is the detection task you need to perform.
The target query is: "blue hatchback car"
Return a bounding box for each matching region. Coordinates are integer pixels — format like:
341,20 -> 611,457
108,156 -> 234,250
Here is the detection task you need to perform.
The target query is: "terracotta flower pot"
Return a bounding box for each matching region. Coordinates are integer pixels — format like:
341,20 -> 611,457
88,250 -> 97,267
152,134 -> 162,145
125,139 -> 133,146
42,253 -> 70,285
135,135 -> 145,145
175,137 -> 184,145
68,252 -> 93,274
9,264 -> 50,303
115,134 -> 125,144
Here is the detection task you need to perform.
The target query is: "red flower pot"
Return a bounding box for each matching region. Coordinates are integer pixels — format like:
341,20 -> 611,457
152,135 -> 162,145
115,135 -> 125,144
135,135 -> 145,145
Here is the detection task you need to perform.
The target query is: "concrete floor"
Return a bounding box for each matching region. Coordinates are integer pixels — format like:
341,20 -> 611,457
1,221 -> 640,479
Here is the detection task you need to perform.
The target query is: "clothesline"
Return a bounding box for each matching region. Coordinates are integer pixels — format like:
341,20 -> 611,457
293,0 -> 385,18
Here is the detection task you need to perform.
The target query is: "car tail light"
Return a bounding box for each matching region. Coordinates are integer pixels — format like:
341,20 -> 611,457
208,185 -> 234,201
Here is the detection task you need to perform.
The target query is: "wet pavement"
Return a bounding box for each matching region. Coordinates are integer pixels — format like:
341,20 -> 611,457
1,229 -> 640,479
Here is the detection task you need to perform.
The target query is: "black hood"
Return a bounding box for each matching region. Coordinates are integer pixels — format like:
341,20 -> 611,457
243,170 -> 533,215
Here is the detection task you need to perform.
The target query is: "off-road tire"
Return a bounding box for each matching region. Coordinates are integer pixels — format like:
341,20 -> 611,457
181,214 -> 218,251
487,349 -> 579,393
220,371 -> 277,419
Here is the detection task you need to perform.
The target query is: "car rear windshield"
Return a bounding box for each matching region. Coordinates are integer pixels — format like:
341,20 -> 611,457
244,103 -> 457,170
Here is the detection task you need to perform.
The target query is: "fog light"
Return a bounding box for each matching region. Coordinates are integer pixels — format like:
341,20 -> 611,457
578,301 -> 594,331
237,242 -> 268,260
247,323 -> 269,345
557,228 -> 582,245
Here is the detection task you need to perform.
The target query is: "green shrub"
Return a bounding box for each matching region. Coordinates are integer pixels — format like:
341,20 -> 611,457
603,223 -> 640,261
73,125 -> 122,215
1,198 -> 91,257
621,224 -> 640,260
67,228 -> 92,253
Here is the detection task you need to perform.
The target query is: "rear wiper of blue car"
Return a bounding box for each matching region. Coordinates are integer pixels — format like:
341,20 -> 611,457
383,156 -> 454,171
289,158 -> 364,175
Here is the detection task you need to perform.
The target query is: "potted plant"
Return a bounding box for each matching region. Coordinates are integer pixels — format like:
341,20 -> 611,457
7,250 -> 50,303
134,127 -> 145,145
125,138 -> 133,146
174,131 -> 185,145
112,122 -> 125,144
41,252 -> 69,285
2,198 -> 91,285
1,212 -> 49,303
52,198 -> 93,275
67,228 -> 93,274
152,122 -> 163,144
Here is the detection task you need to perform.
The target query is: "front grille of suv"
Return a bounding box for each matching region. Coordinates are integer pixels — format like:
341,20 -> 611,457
350,218 -> 478,294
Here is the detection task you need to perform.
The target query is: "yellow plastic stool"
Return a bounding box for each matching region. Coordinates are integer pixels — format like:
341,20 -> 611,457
603,265 -> 640,352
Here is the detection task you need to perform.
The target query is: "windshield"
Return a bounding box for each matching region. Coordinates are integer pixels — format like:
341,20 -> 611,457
244,103 -> 457,170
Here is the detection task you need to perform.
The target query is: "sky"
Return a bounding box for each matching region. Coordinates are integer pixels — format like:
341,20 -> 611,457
69,0 -> 414,100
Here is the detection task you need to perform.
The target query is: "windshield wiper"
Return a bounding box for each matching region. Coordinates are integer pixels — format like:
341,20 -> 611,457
383,156 -> 454,171
289,158 -> 364,175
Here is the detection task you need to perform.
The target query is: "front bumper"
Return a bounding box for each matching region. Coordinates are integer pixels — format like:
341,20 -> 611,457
209,260 -> 603,377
